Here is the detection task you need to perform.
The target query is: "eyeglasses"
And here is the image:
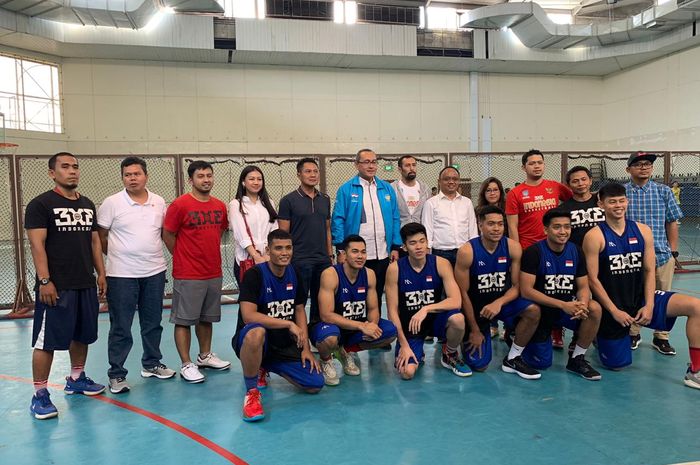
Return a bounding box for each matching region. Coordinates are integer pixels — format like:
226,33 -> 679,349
630,162 -> 653,168
357,160 -> 378,166
441,176 -> 460,182
485,188 -> 500,193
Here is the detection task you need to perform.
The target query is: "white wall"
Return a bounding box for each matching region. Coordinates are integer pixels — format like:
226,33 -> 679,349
8,45 -> 700,156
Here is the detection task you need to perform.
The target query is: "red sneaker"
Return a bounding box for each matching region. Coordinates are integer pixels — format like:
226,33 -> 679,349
257,368 -> 269,390
551,328 -> 564,350
242,388 -> 265,422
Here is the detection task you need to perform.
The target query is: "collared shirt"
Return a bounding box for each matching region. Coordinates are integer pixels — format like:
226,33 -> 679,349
97,189 -> 167,278
229,196 -> 279,264
278,187 -> 331,264
625,180 -> 683,267
358,177 -> 388,260
422,191 -> 478,250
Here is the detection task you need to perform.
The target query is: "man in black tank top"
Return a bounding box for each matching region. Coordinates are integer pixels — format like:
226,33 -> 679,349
583,182 -> 700,389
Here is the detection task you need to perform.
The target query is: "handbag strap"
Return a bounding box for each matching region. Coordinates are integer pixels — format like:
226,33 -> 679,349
240,203 -> 256,250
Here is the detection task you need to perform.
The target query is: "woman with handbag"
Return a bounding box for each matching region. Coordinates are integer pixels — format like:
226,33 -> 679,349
229,165 -> 279,287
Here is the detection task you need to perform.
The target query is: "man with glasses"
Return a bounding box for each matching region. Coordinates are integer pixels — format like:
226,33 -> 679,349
625,152 -> 683,355
422,166 -> 478,266
331,149 -> 401,319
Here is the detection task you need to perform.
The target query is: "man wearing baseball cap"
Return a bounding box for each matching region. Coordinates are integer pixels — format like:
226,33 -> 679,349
625,151 -> 683,355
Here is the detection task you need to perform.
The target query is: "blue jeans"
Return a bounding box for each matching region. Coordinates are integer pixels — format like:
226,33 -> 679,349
107,271 -> 166,379
294,259 -> 332,322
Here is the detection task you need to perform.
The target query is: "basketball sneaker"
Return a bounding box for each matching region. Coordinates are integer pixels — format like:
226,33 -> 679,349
242,388 -> 265,422
684,365 -> 700,390
501,356 -> 541,380
30,388 -> 58,420
652,338 -> 676,356
64,372 -> 106,396
441,346 -> 472,377
630,334 -> 641,350
551,328 -> 564,350
108,377 -> 130,394
180,362 -> 205,383
566,355 -> 602,381
196,352 -> 231,370
336,347 -> 360,376
321,358 -> 340,386
141,364 -> 176,379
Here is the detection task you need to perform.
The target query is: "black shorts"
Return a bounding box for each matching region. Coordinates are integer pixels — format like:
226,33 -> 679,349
32,288 -> 99,351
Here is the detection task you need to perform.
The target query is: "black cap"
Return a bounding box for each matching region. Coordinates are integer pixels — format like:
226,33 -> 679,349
627,151 -> 657,167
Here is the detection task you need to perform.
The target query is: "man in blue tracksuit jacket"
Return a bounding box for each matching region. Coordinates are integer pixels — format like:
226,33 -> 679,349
332,149 -> 401,318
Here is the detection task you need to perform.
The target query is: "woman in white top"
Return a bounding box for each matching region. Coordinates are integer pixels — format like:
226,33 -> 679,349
229,165 -> 279,285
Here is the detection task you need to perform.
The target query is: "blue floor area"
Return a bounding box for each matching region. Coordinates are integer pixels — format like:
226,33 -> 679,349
1,274 -> 700,465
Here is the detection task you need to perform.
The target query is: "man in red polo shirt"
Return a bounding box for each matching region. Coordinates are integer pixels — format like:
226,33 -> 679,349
163,160 -> 230,384
506,149 -> 572,348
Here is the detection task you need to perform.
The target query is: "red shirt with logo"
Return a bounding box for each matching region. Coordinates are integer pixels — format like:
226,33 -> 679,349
505,179 -> 572,249
164,193 -> 229,280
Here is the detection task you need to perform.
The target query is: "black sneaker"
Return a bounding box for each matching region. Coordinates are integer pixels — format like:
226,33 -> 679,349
630,334 -> 641,350
566,355 -> 602,381
652,337 -> 676,356
501,356 -> 541,380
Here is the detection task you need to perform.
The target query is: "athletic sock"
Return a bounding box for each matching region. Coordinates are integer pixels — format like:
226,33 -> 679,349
70,365 -> 84,380
33,379 -> 48,393
690,347 -> 700,372
572,344 -> 588,359
507,343 -> 525,361
444,344 -> 459,354
244,375 -> 257,391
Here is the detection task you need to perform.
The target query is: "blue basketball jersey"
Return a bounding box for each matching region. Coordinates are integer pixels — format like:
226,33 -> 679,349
397,254 -> 444,332
597,221 -> 645,314
533,240 -> 580,303
333,264 -> 369,323
467,237 -> 512,314
256,262 -> 300,359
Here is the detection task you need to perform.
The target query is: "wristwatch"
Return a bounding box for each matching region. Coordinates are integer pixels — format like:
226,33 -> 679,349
671,251 -> 679,258
39,277 -> 51,286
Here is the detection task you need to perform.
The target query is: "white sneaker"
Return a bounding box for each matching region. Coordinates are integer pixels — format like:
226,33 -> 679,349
336,348 -> 360,376
141,363 -> 176,379
321,358 -> 340,386
180,362 -> 205,383
196,352 -> 231,370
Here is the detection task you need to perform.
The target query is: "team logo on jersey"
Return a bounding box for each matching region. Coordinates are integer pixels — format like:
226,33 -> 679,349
546,261 -> 552,267
286,283 -> 294,291
267,299 -> 294,319
522,190 -> 529,198
405,290 -> 435,311
358,286 -> 366,294
571,208 -> 605,226
426,275 -> 433,282
608,241 -> 616,247
478,261 -> 486,266
266,287 -> 272,293
477,272 -> 506,291
565,260 -> 574,267
53,208 -> 94,231
342,287 -> 349,293
498,257 -> 507,264
544,274 -> 574,291
404,279 -> 412,285
342,301 -> 366,319
628,237 -> 638,245
545,187 -> 553,194
609,252 -> 643,274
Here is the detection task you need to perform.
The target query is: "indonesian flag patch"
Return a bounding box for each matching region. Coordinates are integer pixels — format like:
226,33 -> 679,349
629,237 -> 638,245
286,283 -> 294,291
358,286 -> 366,293
498,257 -> 507,264
426,275 -> 433,282
565,260 -> 574,267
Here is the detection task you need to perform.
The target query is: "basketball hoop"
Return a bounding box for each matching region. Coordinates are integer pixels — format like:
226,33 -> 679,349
0,142 -> 18,155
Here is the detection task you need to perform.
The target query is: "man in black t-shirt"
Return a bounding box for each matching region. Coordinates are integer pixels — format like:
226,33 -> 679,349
559,166 -> 605,247
232,229 -> 323,422
25,152 -> 107,420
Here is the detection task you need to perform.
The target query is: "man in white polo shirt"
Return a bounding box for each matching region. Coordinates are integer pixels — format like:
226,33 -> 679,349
98,157 -> 175,394
422,166 -> 479,266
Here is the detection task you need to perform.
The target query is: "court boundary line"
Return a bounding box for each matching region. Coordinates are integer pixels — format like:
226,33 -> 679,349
0,373 -> 250,465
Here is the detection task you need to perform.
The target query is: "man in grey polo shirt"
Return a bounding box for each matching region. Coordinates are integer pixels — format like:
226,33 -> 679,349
98,157 -> 175,394
278,157 -> 334,326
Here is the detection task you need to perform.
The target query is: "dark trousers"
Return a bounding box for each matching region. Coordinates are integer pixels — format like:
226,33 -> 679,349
295,259 -> 332,322
432,248 -> 458,267
107,271 -> 166,379
365,258 -> 390,317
